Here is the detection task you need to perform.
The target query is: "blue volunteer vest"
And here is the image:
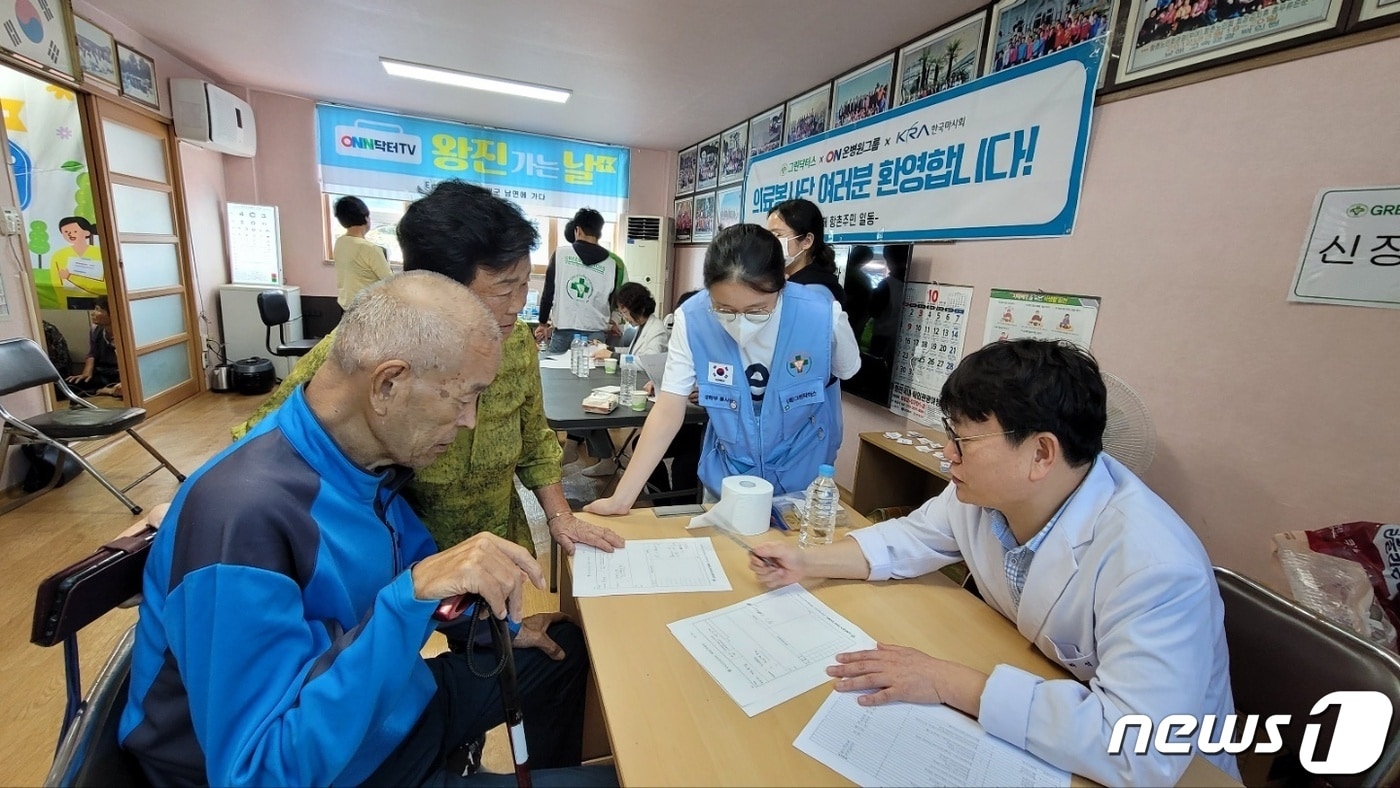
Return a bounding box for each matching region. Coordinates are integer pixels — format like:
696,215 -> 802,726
683,283 -> 843,496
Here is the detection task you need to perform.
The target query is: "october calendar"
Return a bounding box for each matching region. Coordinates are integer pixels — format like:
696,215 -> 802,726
888,282 -> 973,427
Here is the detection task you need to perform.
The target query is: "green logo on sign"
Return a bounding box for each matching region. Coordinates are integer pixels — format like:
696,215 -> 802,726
1347,204 -> 1369,217
567,276 -> 592,300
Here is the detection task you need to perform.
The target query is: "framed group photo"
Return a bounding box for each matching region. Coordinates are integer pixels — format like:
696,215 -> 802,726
715,186 -> 743,233
692,192 -> 717,243
1351,0 -> 1400,27
674,196 -> 694,243
831,55 -> 894,129
696,134 -> 721,192
74,15 -> 118,88
748,104 -> 785,160
1115,0 -> 1346,86
896,11 -> 988,106
719,122 -> 748,186
986,0 -> 1117,86
785,84 -> 831,146
117,42 -> 159,108
676,146 -> 697,195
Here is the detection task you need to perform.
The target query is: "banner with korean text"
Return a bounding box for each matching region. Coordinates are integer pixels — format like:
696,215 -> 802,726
315,104 -> 630,213
743,41 -> 1103,242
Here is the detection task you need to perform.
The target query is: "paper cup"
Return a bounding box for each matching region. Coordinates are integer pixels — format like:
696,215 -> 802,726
603,358 -> 618,374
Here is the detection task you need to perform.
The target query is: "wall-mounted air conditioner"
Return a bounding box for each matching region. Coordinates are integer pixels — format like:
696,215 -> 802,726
623,215 -> 673,314
171,78 -> 257,158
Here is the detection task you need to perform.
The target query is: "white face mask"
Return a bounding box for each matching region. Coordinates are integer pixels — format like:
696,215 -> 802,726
777,236 -> 796,267
721,317 -> 765,347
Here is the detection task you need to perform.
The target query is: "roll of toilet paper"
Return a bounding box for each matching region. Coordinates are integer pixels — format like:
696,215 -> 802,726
688,475 -> 774,536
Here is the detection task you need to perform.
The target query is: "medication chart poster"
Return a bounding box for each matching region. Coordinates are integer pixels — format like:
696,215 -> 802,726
1289,186 -> 1400,310
889,282 -> 973,427
743,40 -> 1103,242
983,289 -> 1099,348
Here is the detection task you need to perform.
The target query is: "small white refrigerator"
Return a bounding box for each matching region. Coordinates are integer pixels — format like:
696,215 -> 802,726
219,284 -> 304,379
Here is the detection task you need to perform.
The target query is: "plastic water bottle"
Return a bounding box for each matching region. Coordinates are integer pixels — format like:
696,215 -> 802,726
799,464 -> 839,548
571,334 -> 587,378
619,354 -> 637,406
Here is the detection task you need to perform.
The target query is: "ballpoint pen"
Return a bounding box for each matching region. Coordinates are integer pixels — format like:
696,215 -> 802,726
713,525 -> 780,568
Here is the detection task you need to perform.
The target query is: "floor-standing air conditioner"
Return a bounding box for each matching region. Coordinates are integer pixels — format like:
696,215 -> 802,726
621,215 -> 673,315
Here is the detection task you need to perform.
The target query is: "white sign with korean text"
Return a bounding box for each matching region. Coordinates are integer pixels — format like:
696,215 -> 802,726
1290,186 -> 1400,310
983,289 -> 1099,349
743,41 -> 1103,242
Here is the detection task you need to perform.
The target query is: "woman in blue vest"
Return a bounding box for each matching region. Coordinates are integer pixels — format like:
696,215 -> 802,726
586,224 -> 861,515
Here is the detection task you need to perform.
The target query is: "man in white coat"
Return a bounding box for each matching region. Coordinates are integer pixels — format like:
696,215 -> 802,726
751,338 -> 1239,786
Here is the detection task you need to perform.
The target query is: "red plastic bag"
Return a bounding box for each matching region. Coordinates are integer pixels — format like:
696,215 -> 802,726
1274,522 -> 1400,649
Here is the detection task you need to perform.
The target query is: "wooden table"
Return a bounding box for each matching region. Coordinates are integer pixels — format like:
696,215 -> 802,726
540,365 -> 706,431
564,509 -> 1237,787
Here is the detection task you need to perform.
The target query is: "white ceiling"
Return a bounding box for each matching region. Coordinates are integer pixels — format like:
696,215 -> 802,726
91,0 -> 987,151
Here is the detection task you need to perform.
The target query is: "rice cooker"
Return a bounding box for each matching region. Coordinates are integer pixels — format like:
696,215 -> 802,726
229,357 -> 276,396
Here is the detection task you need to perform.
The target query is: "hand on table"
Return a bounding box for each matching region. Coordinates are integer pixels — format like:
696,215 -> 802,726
550,511 -> 625,554
412,532 -> 543,625
583,495 -> 631,517
749,542 -> 808,588
590,346 -> 613,361
828,643 -> 988,710
513,611 -> 572,660
65,373 -> 92,384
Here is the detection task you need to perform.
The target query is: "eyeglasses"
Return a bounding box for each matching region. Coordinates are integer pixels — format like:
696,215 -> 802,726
941,416 -> 1013,458
710,304 -> 774,324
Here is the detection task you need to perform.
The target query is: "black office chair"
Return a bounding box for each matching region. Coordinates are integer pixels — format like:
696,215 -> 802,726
256,290 -> 318,359
1216,566 -> 1400,787
0,338 -> 185,515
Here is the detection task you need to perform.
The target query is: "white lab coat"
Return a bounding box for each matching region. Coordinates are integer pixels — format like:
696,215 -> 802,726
624,316 -> 670,358
850,454 -> 1239,786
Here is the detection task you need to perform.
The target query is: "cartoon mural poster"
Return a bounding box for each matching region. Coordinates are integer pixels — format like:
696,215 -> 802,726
2,73 -> 103,310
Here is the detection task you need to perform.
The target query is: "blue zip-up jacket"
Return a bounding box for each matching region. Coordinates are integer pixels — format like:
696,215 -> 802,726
685,283 -> 843,495
119,386 -> 442,786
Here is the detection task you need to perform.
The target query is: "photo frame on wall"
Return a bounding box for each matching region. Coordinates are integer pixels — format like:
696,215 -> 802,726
0,0 -> 75,78
1115,0 -> 1346,87
896,11 -> 988,106
692,192 -> 716,243
117,42 -> 159,108
785,84 -> 831,146
718,122 -> 748,186
73,15 -> 118,88
715,186 -> 743,232
985,0 -> 1117,87
676,146 -> 697,196
748,104 -> 784,159
1350,0 -> 1400,29
674,196 -> 694,243
696,134 -> 721,192
831,54 -> 894,129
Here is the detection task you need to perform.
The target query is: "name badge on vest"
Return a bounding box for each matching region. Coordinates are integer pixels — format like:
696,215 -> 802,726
707,362 -> 734,386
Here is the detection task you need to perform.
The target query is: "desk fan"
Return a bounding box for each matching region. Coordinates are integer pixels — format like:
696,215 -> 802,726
1102,371 -> 1156,475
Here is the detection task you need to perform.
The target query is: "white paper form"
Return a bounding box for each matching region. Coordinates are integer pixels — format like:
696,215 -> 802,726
668,585 -> 876,716
538,353 -> 573,369
571,539 -> 731,597
794,691 -> 1070,787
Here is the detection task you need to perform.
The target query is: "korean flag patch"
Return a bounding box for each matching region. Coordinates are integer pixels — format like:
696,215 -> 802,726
707,361 -> 734,386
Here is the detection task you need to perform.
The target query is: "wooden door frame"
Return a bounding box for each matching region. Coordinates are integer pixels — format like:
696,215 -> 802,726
81,96 -> 202,415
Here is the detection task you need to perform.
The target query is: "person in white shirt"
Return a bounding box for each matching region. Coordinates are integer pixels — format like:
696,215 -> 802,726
749,339 -> 1239,786
331,196 -> 392,309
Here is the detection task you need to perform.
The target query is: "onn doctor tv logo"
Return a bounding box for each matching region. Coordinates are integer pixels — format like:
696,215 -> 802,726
335,123 -> 421,164
1109,691 -> 1393,775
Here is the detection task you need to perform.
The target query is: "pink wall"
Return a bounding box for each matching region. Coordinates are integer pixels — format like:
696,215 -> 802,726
832,37 -> 1400,586
177,143 -> 230,344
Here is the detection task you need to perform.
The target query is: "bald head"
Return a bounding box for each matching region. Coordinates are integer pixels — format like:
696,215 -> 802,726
330,271 -> 501,377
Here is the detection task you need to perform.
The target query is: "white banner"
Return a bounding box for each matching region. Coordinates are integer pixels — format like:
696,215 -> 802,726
743,41 -> 1103,242
1289,186 -> 1400,310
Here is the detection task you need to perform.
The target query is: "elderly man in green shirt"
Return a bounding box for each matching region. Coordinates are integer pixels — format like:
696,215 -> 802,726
235,181 -> 623,561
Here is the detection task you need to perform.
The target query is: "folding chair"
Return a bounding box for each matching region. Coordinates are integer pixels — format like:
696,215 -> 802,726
256,290 -> 318,359
0,337 -> 185,516
1216,566 -> 1400,787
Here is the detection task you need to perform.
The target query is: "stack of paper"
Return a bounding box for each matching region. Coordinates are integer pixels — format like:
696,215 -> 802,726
572,539 -> 731,597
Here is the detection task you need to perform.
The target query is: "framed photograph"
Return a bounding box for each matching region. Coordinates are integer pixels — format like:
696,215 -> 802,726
0,0 -> 75,77
117,42 -> 159,108
1115,0 -> 1345,86
674,196 -> 694,242
692,192 -> 717,243
748,104 -> 784,159
896,11 -> 988,107
715,186 -> 743,232
676,146 -> 697,196
832,54 -> 894,128
696,134 -> 721,192
718,122 -> 748,186
785,83 -> 831,146
1348,0 -> 1400,29
74,15 -> 118,88
985,0 -> 1118,87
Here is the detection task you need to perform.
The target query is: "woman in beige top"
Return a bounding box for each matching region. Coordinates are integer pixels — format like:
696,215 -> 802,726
332,195 -> 392,308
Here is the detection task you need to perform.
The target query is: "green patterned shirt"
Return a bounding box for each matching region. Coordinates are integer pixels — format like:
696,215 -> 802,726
232,321 -> 561,551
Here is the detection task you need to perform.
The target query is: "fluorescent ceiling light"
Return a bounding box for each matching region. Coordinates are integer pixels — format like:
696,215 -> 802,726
380,58 -> 571,103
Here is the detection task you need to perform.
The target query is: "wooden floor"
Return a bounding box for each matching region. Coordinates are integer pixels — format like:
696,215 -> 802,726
0,391 -> 561,784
